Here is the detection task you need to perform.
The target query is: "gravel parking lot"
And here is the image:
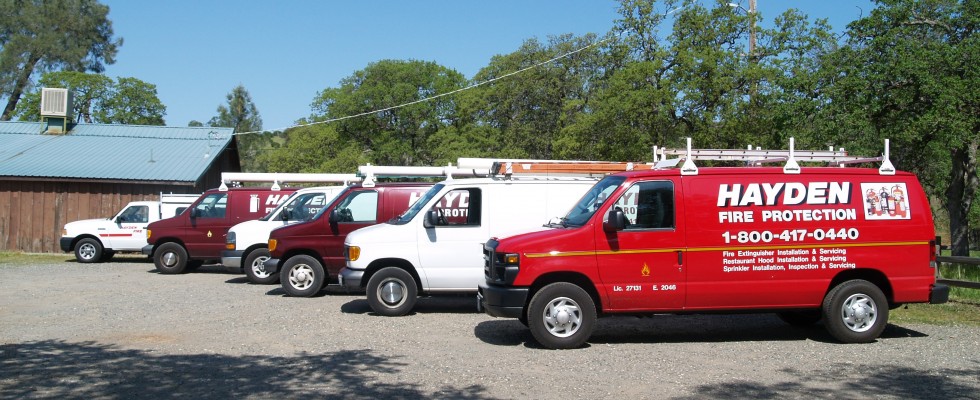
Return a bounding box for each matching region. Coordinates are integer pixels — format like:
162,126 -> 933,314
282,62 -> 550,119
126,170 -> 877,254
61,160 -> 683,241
1,257 -> 978,399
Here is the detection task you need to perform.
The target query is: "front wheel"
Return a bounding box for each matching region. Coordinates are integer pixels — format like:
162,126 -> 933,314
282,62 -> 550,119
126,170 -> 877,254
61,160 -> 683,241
527,282 -> 596,349
822,279 -> 888,343
153,243 -> 188,274
280,255 -> 325,297
74,238 -> 103,263
366,267 -> 418,316
244,248 -> 277,284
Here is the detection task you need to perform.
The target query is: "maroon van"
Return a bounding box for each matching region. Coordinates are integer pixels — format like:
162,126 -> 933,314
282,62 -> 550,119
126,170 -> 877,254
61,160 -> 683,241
264,183 -> 432,297
143,187 -> 296,274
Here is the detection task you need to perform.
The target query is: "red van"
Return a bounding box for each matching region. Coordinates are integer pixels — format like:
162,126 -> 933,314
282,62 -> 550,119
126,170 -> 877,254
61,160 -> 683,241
143,187 -> 296,274
264,183 -> 432,297
480,147 -> 949,349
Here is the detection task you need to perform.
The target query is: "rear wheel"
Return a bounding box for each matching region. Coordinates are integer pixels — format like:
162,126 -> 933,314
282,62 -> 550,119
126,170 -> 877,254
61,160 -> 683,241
280,255 -> 324,297
244,249 -> 277,284
74,238 -> 103,263
527,282 -> 596,349
366,267 -> 418,316
822,279 -> 888,343
153,243 -> 188,274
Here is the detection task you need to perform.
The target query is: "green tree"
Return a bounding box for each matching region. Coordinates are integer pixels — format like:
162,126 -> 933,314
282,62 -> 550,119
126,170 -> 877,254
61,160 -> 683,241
254,123 -> 366,174
813,0 -> 978,255
13,71 -> 165,125
310,60 -> 467,166
208,85 -> 267,171
0,0 -> 121,120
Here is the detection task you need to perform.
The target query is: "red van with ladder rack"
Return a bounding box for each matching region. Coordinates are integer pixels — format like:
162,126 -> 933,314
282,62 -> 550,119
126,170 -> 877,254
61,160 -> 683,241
479,138 -> 949,349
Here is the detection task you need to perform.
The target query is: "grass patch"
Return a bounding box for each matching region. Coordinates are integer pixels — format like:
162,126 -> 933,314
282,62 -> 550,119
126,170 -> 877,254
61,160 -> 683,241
0,251 -> 72,265
890,301 -> 980,327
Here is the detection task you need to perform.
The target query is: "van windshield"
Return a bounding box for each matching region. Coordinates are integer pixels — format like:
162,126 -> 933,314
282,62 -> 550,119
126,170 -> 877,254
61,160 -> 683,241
389,183 -> 444,225
561,176 -> 625,227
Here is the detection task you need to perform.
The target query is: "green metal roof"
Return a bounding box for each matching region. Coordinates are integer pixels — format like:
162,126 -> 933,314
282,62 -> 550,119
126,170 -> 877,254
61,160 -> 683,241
0,121 -> 235,183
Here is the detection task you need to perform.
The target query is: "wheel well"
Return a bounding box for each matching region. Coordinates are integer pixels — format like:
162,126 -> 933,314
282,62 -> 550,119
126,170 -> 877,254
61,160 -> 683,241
242,244 -> 268,259
530,272 -> 603,314
72,235 -> 102,249
828,269 -> 894,303
363,258 -> 420,291
280,249 -> 322,267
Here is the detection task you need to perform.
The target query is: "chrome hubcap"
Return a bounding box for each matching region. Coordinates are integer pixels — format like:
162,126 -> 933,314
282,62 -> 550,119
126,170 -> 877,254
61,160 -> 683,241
250,256 -> 270,278
380,280 -> 405,306
79,244 -> 96,260
841,293 -> 877,332
161,252 -> 177,267
543,297 -> 582,338
288,265 -> 314,290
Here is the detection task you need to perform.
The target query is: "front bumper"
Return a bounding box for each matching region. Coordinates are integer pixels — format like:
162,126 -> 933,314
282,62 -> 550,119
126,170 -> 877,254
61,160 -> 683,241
220,250 -> 244,271
338,267 -> 364,288
263,258 -> 280,274
478,283 -> 528,318
141,244 -> 154,256
930,283 -> 950,304
59,236 -> 75,253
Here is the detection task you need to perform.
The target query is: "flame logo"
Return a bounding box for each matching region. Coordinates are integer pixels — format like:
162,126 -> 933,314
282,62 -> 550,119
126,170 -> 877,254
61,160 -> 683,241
641,263 -> 650,277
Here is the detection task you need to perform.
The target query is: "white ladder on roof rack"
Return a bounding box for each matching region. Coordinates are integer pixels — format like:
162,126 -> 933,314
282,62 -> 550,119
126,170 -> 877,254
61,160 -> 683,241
219,172 -> 361,191
659,137 -> 895,176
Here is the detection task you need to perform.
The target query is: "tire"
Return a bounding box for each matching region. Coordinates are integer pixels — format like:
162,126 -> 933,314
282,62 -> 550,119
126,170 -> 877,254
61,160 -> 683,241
822,279 -> 889,343
777,310 -> 822,326
244,248 -> 277,284
366,267 -> 418,317
527,282 -> 596,349
74,238 -> 103,263
280,255 -> 325,297
153,242 -> 189,274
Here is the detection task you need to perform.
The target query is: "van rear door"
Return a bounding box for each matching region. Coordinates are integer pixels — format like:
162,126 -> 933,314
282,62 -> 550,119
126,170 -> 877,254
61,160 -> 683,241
595,178 -> 686,310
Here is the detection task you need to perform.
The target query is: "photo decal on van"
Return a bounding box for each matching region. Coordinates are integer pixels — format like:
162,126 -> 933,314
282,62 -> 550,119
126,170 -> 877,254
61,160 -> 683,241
860,183 -> 910,220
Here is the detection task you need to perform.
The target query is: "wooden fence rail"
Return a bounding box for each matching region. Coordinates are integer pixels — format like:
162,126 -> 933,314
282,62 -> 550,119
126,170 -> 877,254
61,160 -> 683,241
935,236 -> 980,290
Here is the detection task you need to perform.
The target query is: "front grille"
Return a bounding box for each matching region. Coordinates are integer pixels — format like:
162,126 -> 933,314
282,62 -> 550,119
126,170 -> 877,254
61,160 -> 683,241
484,239 -> 512,282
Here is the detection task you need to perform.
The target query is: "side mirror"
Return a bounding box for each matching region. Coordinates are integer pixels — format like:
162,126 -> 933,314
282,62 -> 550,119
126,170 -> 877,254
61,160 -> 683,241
280,208 -> 291,221
114,216 -> 122,223
190,208 -> 199,219
423,210 -> 439,229
328,208 -> 340,223
603,208 -> 626,232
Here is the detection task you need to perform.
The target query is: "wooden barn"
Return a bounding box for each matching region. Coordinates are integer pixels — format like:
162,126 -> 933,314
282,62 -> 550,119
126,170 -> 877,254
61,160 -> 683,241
0,121 -> 239,253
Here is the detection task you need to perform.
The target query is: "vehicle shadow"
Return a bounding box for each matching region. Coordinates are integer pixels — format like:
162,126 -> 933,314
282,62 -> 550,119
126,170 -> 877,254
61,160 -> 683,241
340,295 -> 483,316
264,284 -> 364,298
473,314 -> 928,348
0,340 -> 491,399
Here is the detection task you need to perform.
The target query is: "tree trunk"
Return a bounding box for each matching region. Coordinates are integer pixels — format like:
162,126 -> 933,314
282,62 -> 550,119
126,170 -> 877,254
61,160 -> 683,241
946,140 -> 979,256
1,54 -> 41,121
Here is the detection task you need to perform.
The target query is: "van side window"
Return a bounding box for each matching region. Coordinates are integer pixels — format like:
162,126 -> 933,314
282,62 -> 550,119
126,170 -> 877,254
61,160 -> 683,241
194,193 -> 227,219
336,191 -> 378,223
433,188 -> 481,226
615,181 -> 674,230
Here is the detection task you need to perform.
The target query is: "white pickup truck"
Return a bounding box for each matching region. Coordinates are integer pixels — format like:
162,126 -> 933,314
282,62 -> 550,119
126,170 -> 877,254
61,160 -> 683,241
60,193 -> 199,263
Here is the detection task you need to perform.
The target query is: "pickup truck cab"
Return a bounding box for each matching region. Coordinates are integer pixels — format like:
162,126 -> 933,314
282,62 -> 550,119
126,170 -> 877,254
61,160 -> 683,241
60,194 -> 198,263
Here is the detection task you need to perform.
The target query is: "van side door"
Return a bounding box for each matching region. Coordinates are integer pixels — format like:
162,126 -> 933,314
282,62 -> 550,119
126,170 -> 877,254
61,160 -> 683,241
594,178 -> 686,311
416,187 -> 485,291
321,189 -> 379,275
109,204 -> 150,250
186,192 -> 229,258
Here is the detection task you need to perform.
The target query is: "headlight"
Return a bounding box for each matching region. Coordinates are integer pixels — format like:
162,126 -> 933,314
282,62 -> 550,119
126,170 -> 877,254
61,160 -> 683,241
505,253 -> 519,264
225,231 -> 236,250
346,246 -> 360,262
268,239 -> 278,252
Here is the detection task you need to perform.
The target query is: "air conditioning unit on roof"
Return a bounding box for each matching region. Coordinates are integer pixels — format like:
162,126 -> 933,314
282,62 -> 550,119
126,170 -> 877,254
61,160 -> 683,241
40,88 -> 73,118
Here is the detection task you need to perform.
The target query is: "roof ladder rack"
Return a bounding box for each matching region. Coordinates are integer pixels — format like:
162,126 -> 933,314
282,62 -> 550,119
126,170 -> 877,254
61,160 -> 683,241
662,137 -> 894,175
357,164 -> 489,188
219,172 -> 361,191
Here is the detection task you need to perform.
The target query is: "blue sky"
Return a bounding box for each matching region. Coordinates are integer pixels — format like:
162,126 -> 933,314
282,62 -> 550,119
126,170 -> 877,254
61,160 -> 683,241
99,0 -> 876,131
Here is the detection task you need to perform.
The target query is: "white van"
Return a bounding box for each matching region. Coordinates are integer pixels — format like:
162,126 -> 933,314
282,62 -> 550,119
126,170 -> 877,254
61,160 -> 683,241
340,176 -> 597,316
221,186 -> 347,284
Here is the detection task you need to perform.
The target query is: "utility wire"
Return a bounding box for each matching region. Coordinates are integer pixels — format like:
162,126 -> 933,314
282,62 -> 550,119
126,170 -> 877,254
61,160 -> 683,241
233,33 -> 614,137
